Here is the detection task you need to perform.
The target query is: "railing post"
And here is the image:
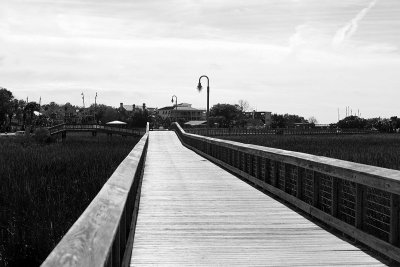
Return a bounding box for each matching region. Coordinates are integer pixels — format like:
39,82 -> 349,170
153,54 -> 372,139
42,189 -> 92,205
312,171 -> 319,208
390,194 -> 400,245
331,178 -> 339,217
271,161 -> 278,187
296,167 -> 303,199
281,163 -> 286,191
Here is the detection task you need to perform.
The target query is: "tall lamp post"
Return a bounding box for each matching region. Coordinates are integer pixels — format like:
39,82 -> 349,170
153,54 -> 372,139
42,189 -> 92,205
171,95 -> 178,122
197,75 -> 210,129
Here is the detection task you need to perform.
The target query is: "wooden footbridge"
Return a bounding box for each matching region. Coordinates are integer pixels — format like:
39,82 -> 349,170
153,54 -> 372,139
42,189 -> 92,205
42,123 -> 400,266
48,124 -> 145,140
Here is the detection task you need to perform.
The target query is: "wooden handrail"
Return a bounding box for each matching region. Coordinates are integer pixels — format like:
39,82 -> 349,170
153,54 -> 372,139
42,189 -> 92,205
185,127 -> 376,136
42,123 -> 150,267
172,122 -> 400,263
48,124 -> 146,136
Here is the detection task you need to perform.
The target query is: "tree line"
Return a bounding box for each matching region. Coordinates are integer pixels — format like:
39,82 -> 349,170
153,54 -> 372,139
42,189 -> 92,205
208,102 -> 309,128
335,115 -> 400,133
0,87 -> 148,132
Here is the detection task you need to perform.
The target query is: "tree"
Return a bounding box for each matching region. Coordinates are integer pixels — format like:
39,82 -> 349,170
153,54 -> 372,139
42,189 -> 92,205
0,88 -> 14,129
102,107 -> 119,123
15,100 -> 26,125
271,114 -> 285,128
238,99 -> 250,112
337,116 -> 367,129
308,116 -> 318,124
270,113 -> 307,128
210,103 -> 242,127
308,116 -> 318,127
24,102 -> 40,126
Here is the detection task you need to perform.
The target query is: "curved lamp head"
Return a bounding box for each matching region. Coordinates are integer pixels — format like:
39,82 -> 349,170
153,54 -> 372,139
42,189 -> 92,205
197,82 -> 202,92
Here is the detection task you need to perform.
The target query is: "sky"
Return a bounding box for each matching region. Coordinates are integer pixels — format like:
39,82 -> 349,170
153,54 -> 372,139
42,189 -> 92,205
0,0 -> 399,123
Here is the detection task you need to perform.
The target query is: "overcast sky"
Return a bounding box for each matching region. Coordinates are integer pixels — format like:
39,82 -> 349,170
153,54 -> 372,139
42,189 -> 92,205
1,0 -> 399,123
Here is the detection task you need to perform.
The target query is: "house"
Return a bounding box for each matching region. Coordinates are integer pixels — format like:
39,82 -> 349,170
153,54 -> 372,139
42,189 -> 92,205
158,103 -> 206,122
119,103 -> 157,115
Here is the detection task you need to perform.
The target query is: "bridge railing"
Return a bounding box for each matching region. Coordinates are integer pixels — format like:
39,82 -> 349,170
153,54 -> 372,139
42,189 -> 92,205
172,122 -> 400,262
185,127 -> 376,136
48,124 -> 146,136
42,123 -> 150,267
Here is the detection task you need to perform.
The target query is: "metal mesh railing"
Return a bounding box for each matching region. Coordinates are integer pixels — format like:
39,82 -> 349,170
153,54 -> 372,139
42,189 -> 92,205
364,187 -> 391,242
338,180 -> 356,226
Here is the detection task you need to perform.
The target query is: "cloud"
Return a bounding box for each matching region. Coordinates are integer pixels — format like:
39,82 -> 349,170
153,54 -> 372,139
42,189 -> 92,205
332,0 -> 379,48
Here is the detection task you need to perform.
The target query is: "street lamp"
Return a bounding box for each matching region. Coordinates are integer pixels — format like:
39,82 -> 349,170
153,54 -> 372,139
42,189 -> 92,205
197,75 -> 210,129
171,95 -> 177,122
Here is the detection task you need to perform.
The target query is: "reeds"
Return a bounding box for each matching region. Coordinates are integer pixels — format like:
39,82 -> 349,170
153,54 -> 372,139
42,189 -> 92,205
219,134 -> 400,170
0,133 -> 140,266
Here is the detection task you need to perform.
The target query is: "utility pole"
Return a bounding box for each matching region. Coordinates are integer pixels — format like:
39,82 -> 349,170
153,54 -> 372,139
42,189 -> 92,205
81,92 -> 85,108
95,92 -> 98,123
338,108 -> 340,122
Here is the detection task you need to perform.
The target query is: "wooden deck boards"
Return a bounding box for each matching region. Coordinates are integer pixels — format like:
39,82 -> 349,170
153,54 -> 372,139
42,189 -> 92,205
130,131 -> 385,266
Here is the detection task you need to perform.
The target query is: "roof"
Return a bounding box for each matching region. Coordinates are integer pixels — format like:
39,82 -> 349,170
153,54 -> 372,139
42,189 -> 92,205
184,120 -> 207,126
159,105 -> 205,112
106,120 -> 127,125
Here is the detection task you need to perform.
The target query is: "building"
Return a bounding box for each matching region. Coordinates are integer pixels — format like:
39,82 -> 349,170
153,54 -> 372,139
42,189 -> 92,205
243,111 -> 272,127
119,103 -> 157,116
158,103 -> 205,122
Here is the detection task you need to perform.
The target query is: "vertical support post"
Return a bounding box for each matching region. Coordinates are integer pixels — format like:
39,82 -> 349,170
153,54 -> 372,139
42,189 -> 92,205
355,184 -> 364,229
248,154 -> 253,175
241,152 -> 245,171
254,156 -> 259,179
262,158 -> 268,183
271,161 -> 278,187
296,167 -> 303,199
331,178 -> 339,217
312,171 -> 319,208
390,194 -> 399,245
281,163 -> 286,192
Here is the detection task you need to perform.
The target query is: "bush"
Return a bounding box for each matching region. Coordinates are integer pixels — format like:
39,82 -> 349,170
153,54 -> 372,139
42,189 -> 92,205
33,128 -> 51,143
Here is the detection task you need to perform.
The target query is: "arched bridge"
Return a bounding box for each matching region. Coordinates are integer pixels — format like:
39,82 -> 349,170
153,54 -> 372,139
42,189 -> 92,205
42,123 -> 400,266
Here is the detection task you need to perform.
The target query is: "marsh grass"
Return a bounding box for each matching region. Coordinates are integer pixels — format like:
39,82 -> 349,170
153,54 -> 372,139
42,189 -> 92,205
0,133 -> 140,266
219,134 -> 400,171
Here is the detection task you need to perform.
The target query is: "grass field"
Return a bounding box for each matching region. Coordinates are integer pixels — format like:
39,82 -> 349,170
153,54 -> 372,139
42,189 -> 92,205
0,133 -> 140,266
218,134 -> 400,171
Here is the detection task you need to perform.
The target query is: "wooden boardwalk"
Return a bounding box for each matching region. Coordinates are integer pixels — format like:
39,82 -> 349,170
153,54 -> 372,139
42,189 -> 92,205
130,131 -> 386,266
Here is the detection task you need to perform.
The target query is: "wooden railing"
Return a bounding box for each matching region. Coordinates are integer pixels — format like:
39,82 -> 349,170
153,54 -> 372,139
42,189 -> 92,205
172,123 -> 400,262
42,123 -> 150,267
185,127 -> 376,136
48,124 -> 146,136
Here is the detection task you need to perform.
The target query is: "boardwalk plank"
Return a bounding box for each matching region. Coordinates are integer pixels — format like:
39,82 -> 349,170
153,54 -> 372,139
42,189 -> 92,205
130,131 -> 385,266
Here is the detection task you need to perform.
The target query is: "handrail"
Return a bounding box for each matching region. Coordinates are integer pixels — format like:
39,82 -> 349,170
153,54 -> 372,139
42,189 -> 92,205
48,124 -> 146,136
42,122 -> 150,267
172,122 -> 400,263
185,127 -> 377,136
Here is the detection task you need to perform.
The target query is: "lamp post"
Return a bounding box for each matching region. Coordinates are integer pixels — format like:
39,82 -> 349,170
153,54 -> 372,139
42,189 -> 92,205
197,75 -> 210,130
171,95 -> 177,122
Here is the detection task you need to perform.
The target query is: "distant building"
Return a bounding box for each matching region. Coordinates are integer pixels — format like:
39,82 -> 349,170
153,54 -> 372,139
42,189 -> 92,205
158,103 -> 206,122
119,103 -> 157,115
243,111 -> 272,126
